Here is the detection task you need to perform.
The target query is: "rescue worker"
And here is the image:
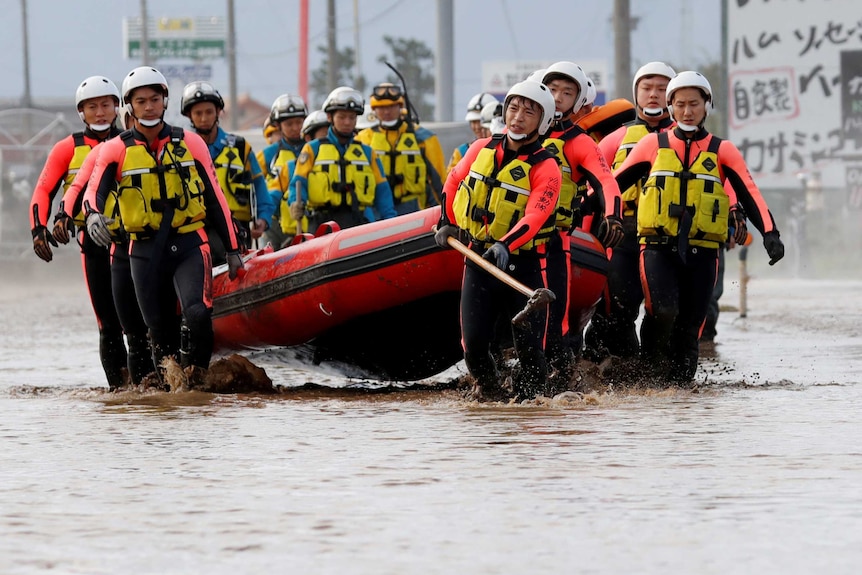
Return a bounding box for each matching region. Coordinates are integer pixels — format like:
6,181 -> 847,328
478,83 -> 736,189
584,62 -> 677,363
355,82 -> 446,214
52,109 -> 152,388
275,110 -> 328,241
435,80 -> 561,402
300,109 -> 330,142
614,70 -> 784,383
28,75 -> 134,390
354,104 -> 378,133
259,94 -> 308,248
446,93 -> 499,176
480,100 -> 505,136
180,81 -> 274,258
263,119 -> 280,145
539,62 -> 624,393
85,66 -> 244,388
287,86 -> 397,231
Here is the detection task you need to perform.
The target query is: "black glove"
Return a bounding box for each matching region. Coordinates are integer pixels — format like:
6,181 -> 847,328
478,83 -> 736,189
52,212 -> 74,245
763,231 -> 784,265
32,226 -> 58,262
597,215 -> 624,249
434,224 -> 460,249
226,250 -> 244,280
482,241 -> 510,270
730,207 -> 748,246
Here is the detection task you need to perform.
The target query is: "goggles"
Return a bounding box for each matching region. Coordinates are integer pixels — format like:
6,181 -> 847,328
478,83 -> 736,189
372,84 -> 403,101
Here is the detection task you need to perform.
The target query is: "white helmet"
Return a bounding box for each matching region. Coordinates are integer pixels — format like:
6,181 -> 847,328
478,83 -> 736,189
75,76 -> 120,128
525,68 -> 547,83
122,66 -> 169,114
666,70 -> 714,129
542,61 -> 590,115
76,76 -> 120,110
585,77 -> 597,106
270,94 -> 308,122
323,86 -> 364,114
631,61 -> 676,104
301,109 -> 330,138
480,100 -> 505,135
465,93 -> 499,122
355,104 -> 379,131
504,80 -> 556,137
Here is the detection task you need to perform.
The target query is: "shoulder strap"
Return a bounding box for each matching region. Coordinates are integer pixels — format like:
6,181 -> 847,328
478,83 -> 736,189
657,131 -> 670,149
527,146 -> 555,166
72,132 -> 86,147
233,135 -> 247,164
120,130 -> 137,148
706,134 -> 721,154
484,134 -> 506,150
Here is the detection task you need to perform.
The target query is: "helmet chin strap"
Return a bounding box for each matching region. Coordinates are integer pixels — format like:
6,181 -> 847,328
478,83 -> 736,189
88,123 -> 112,132
676,121 -> 699,132
138,118 -> 162,128
508,128 -> 538,142
380,118 -> 401,129
194,124 -> 215,136
642,106 -> 665,118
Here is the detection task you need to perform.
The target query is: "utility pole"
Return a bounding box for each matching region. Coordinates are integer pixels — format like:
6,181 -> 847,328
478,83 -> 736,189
435,0 -> 454,122
299,0 -> 309,103
613,0 -> 631,100
140,0 -> 150,66
299,0 -> 309,102
326,0 -> 337,93
226,0 -> 238,131
20,0 -> 32,108
353,0 -> 362,91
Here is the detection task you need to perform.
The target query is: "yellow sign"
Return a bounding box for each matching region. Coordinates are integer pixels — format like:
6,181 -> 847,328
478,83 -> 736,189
157,18 -> 194,32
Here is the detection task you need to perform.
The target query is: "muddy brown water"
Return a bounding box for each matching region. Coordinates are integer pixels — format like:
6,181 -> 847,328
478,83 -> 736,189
2,256 -> 860,574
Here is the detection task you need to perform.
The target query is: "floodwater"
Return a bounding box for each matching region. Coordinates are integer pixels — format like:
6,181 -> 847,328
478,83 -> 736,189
1,253 -> 861,575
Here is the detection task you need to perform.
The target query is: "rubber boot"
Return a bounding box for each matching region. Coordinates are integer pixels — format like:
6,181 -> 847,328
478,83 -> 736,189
126,332 -> 153,386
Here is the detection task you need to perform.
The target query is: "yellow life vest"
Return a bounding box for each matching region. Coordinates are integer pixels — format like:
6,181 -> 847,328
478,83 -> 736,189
267,143 -> 298,192
452,135 -> 556,254
306,140 -> 375,210
368,128 -> 427,203
542,131 -> 581,230
613,123 -> 651,217
638,132 -> 729,248
115,127 -> 207,238
213,135 -> 253,222
64,133 -> 94,226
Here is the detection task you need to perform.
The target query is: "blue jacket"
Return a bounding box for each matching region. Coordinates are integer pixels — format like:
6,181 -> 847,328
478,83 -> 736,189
288,127 -> 397,221
205,126 -> 275,225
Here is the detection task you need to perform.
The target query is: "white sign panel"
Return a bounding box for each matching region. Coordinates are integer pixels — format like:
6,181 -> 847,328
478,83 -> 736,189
728,0 -> 862,189
482,60 -> 608,104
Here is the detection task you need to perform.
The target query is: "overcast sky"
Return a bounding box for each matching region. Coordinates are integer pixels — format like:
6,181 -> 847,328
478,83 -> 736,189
0,0 -> 721,118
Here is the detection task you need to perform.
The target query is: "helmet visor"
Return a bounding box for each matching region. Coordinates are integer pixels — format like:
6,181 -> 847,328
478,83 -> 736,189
372,84 -> 403,102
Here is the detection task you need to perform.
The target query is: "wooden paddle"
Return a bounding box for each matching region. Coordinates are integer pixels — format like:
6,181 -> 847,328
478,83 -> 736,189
444,234 -> 555,327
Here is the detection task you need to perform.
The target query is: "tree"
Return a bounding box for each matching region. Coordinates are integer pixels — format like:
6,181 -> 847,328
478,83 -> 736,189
376,36 -> 435,122
310,45 -> 366,109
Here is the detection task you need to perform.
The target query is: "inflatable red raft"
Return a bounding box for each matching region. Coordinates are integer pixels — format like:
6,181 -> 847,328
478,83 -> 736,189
212,207 -> 608,380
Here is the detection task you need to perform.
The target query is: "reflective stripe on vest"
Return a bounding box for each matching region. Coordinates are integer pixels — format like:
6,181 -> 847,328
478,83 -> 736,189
452,135 -> 555,254
116,128 -> 207,236
306,141 -> 376,210
637,132 -> 729,248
